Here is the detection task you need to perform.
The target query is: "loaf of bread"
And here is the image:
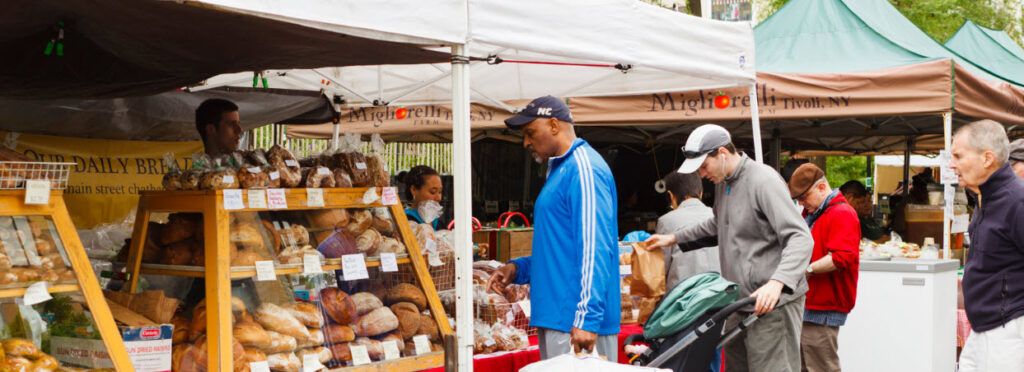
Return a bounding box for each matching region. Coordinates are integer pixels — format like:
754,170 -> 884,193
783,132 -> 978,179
305,209 -> 350,243
180,336 -> 210,372
266,352 -> 300,372
365,155 -> 390,187
244,348 -> 268,364
353,307 -> 399,337
200,169 -> 239,190
319,288 -> 357,325
284,302 -> 325,328
296,328 -> 325,349
355,229 -> 381,256
417,314 -> 440,341
161,240 -> 193,266
301,167 -> 336,188
323,324 -> 356,344
386,283 -> 427,310
34,238 -> 56,256
351,292 -> 384,315
335,152 -> 370,187
231,250 -> 265,267
234,318 -> 272,350
394,308 -> 421,339
345,210 -> 373,235
390,302 -> 419,316
352,337 -> 384,360
2,339 -> 43,358
255,303 -> 311,339
181,169 -> 202,190
333,168 -> 353,188
160,214 -> 198,245
261,330 -> 297,354
230,223 -> 265,251
297,347 -> 332,364
238,166 -> 269,189
329,343 -> 352,363
378,333 -> 405,353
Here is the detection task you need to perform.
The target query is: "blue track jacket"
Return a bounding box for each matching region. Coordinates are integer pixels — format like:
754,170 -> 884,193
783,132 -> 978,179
509,139 -> 620,335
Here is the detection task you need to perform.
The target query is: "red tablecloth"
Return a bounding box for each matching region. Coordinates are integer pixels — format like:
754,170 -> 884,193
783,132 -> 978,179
423,324 -> 645,372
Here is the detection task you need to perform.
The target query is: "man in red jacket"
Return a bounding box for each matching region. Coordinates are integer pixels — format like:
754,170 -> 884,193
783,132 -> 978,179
788,164 -> 860,372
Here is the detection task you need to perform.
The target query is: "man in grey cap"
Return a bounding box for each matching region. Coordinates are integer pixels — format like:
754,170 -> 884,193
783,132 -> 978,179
1010,138 -> 1024,179
644,124 -> 813,372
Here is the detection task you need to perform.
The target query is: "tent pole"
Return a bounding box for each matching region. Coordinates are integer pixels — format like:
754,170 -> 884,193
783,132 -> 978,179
450,44 -> 474,372
942,112 -> 953,259
748,84 -> 764,163
771,127 -> 781,170
903,136 -> 912,201
331,123 -> 340,151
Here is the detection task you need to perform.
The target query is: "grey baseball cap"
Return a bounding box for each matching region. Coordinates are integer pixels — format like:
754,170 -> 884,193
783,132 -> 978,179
1011,139 -> 1024,163
677,124 -> 732,174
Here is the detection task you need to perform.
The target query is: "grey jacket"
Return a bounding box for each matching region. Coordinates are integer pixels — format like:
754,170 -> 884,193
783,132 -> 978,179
673,154 -> 813,309
657,198 -> 721,290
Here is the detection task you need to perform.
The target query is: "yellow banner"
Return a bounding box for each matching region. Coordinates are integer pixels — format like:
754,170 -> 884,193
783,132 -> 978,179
5,132 -> 202,228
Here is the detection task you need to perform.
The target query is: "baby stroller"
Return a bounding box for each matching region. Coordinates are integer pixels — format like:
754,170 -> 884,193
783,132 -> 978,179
623,272 -> 763,372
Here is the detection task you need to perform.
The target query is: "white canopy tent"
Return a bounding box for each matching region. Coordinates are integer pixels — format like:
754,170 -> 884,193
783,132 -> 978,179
185,1 -> 760,369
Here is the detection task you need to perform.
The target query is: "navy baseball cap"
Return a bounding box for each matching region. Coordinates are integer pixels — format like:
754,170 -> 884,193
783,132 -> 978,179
504,95 -> 574,128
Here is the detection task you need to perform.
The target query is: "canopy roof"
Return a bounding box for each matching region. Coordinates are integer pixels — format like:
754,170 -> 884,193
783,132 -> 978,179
945,20 -> 1024,87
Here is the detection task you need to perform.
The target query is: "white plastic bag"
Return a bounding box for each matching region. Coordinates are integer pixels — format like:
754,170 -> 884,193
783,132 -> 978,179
520,351 -> 671,372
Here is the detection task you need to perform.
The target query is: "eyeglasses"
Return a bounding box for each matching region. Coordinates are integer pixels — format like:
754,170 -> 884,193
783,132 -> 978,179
682,147 -> 719,159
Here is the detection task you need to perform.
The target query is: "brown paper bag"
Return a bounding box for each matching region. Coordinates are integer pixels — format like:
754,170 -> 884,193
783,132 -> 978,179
629,242 -> 666,297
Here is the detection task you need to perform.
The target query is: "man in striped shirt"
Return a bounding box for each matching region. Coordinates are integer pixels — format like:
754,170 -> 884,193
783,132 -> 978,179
487,95 -> 621,359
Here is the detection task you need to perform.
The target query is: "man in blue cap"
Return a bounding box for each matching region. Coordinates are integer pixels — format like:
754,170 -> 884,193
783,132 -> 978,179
486,95 -> 621,359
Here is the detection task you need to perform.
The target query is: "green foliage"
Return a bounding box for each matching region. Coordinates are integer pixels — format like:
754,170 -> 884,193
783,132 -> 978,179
826,156 -> 868,188
756,0 -> 1023,43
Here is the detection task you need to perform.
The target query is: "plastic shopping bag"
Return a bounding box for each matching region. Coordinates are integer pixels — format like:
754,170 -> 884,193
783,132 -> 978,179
520,350 -> 670,372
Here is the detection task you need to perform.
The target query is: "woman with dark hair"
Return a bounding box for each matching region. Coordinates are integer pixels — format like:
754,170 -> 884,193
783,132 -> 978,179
398,165 -> 442,229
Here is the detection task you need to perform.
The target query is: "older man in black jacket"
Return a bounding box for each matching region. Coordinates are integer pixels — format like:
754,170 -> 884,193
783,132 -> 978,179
950,119 -> 1024,371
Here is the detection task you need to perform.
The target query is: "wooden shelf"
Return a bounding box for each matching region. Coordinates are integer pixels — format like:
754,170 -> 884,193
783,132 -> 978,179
0,282 -> 80,299
327,352 -> 444,372
138,257 -> 413,279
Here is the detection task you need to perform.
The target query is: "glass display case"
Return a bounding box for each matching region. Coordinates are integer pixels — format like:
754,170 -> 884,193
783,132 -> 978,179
123,187 -> 451,372
0,190 -> 134,372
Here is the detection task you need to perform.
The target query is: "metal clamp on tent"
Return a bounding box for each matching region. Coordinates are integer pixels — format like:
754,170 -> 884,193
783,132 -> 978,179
482,54 -> 633,72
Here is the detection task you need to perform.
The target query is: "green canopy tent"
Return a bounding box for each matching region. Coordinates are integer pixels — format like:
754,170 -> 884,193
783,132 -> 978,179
944,20 -> 1024,87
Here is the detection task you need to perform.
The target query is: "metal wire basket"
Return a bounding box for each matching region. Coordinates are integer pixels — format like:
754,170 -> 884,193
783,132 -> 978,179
0,162 -> 74,190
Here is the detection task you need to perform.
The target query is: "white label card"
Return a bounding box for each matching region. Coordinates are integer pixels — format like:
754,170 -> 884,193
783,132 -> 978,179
269,171 -> 280,180
342,254 -> 369,281
285,160 -> 299,167
255,260 -> 276,281
247,189 -> 268,209
267,188 -> 288,209
428,251 -> 443,267
620,265 -> 632,276
361,187 -> 380,204
381,187 -> 399,206
939,150 -> 958,184
424,239 -> 437,254
306,188 -> 325,207
303,254 -> 323,275
23,281 -> 52,306
413,335 -> 432,355
380,253 -> 399,272
223,175 -> 235,184
249,361 -> 271,372
24,180 -> 49,205
517,300 -> 532,317
317,167 -> 331,176
223,189 -> 244,210
247,167 -> 261,173
302,353 -> 325,372
382,340 -> 401,360
952,214 -> 969,234
355,162 -> 367,170
350,345 -> 371,366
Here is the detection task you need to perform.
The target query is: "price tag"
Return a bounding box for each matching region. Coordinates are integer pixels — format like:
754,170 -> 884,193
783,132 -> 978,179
247,189 -> 268,209
349,345 -> 371,366
361,187 -> 380,204
307,188 -> 325,207
355,162 -> 367,170
223,175 -> 236,185
317,167 -> 331,176
952,214 -> 969,234
249,361 -> 271,372
484,338 -> 496,347
517,300 -> 532,317
303,254 -> 323,275
24,180 -> 50,205
620,265 -> 632,276
342,254 -> 369,281
413,335 -> 432,355
247,167 -> 261,173
23,281 -> 52,306
302,353 -> 325,372
269,171 -> 280,180
428,251 -> 443,267
380,253 -> 399,272
255,260 -> 276,281
382,340 -> 401,360
381,187 -> 399,206
223,189 -> 244,210
285,159 -> 299,167
423,239 -> 437,253
267,188 -> 288,209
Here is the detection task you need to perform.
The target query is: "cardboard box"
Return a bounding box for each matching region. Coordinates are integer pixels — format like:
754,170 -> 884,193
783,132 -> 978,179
473,228 -> 533,262
51,324 -> 173,372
